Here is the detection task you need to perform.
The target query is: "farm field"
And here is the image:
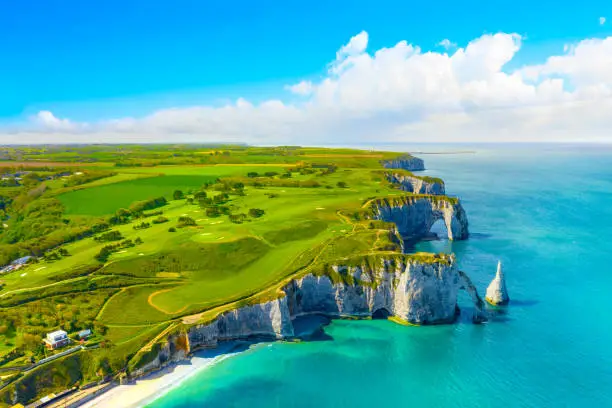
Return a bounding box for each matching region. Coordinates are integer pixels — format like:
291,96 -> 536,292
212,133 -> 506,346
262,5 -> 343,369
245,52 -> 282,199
0,145 -> 440,406
58,174 -> 218,215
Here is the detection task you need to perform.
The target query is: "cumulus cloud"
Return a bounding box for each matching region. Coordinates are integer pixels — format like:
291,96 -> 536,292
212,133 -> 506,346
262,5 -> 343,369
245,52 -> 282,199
285,80 -> 313,96
4,31 -> 612,144
33,111 -> 78,131
438,39 -> 456,49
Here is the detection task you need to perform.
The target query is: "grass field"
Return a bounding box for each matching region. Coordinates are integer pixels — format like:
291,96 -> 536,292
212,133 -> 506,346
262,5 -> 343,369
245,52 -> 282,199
58,175 -> 218,215
0,146 -> 446,405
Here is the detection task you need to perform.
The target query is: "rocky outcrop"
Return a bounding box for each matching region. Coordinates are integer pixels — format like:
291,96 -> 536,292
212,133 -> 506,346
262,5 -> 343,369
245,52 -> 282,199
382,155 -> 425,171
386,172 -> 445,195
485,261 -> 509,306
188,298 -> 294,347
182,257 -> 485,359
284,258 -> 486,325
372,196 -> 469,241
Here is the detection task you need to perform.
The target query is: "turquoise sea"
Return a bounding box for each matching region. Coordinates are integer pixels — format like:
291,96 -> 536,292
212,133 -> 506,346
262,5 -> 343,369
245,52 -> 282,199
149,145 -> 612,407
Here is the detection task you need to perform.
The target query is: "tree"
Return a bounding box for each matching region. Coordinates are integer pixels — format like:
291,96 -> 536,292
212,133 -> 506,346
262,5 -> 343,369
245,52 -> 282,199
194,191 -> 207,200
177,216 -> 196,227
173,190 -> 184,200
248,208 -> 265,218
206,207 -> 220,217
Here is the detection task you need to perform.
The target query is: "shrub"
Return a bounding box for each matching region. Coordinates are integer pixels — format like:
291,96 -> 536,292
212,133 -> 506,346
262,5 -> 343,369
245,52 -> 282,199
173,190 -> 184,200
193,191 -> 207,200
152,216 -> 169,224
128,197 -> 167,214
94,230 -> 123,242
133,222 -> 151,230
337,181 -> 348,188
229,213 -> 246,224
177,216 -> 196,227
168,227 -> 177,232
248,208 -> 265,218
206,207 -> 220,217
247,172 -> 259,178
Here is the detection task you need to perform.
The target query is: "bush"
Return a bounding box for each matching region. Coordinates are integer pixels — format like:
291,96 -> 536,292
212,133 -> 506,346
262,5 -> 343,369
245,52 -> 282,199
128,197 -> 167,214
206,207 -> 220,217
173,190 -> 184,200
168,227 -> 177,232
337,181 -> 348,188
229,213 -> 246,224
177,216 -> 196,227
264,171 -> 278,177
247,172 -> 259,178
133,222 -> 151,230
94,231 -> 123,242
248,208 -> 265,218
152,216 -> 169,224
193,191 -> 207,200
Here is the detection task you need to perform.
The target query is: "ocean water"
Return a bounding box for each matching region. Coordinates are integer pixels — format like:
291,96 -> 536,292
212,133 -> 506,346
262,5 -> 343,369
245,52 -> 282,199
148,145 -> 612,408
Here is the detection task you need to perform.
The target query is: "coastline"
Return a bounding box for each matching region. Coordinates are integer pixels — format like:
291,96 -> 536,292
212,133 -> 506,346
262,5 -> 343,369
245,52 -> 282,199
80,342 -> 252,408
81,315 -> 331,407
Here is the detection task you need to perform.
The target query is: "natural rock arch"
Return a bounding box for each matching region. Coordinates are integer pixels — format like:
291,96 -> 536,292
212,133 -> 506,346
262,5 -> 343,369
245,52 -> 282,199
373,196 -> 469,241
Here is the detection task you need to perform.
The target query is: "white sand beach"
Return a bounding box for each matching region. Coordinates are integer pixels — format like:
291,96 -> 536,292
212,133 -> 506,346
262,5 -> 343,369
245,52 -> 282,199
81,343 -> 248,408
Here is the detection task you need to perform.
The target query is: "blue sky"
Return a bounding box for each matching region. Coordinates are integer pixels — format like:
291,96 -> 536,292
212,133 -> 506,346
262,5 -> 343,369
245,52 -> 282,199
2,0 -> 610,121
1,1 -> 612,144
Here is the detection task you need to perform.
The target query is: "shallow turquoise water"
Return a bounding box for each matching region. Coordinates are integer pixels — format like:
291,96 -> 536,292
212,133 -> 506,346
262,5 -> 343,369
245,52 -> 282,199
149,145 -> 612,407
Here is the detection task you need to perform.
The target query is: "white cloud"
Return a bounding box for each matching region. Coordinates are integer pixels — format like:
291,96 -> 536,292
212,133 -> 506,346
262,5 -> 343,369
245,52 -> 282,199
438,39 -> 456,49
33,111 -> 78,131
4,31 -> 612,144
600,17 -> 606,25
285,80 -> 313,96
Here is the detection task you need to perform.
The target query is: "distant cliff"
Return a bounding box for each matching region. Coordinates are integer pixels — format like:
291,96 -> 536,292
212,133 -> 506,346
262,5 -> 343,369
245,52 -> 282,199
131,254 -> 487,377
382,155 -> 425,171
385,171 -> 445,195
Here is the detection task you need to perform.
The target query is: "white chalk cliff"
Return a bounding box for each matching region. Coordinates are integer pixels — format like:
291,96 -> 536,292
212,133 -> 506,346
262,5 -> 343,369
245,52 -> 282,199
382,155 -> 425,171
372,196 -> 469,241
485,261 -> 510,305
386,172 -> 445,195
131,257 -> 488,376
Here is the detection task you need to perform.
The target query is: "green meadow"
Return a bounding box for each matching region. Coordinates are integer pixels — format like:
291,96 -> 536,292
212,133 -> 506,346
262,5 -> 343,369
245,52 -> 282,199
58,175 -> 218,215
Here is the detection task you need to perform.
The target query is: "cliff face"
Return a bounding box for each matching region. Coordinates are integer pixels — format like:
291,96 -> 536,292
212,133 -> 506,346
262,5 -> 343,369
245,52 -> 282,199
373,197 -> 469,241
179,258 -> 485,353
386,172 -> 445,195
382,155 -> 425,171
284,260 -> 485,324
188,298 -> 294,347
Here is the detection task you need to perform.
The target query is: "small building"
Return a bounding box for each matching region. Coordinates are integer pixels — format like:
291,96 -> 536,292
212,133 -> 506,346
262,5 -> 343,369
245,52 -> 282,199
78,329 -> 92,340
44,330 -> 70,350
12,256 -> 31,266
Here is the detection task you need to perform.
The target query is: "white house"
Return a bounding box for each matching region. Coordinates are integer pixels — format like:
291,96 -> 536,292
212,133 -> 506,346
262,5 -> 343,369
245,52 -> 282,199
44,330 -> 70,350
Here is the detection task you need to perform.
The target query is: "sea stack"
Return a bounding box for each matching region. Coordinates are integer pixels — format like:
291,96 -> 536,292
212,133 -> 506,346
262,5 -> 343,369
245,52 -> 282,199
485,261 -> 509,306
